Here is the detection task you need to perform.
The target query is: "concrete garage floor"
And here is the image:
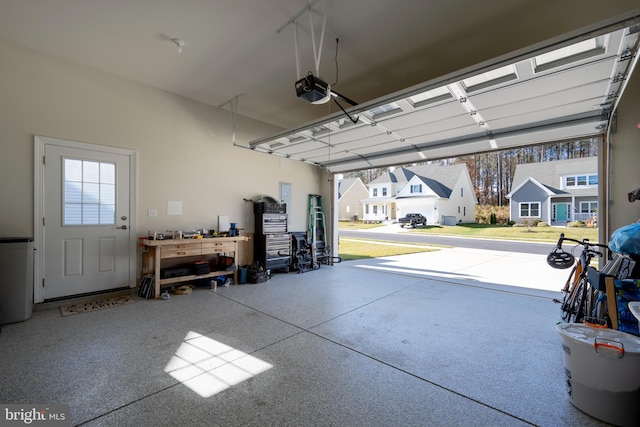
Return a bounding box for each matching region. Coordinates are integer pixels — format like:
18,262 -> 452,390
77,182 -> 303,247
0,248 -> 612,426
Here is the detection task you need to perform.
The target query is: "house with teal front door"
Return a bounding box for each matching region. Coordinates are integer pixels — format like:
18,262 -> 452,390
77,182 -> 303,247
506,157 -> 598,226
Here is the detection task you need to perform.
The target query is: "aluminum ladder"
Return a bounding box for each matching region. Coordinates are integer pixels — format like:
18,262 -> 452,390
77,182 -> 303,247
307,194 -> 327,268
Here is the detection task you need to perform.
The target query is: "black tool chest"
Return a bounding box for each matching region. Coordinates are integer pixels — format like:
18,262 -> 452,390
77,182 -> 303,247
254,202 -> 291,272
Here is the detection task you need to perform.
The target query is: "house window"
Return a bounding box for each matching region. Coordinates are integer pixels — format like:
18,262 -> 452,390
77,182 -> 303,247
373,206 -> 378,215
373,188 -> 378,197
410,184 -> 422,193
520,202 -> 540,218
461,188 -> 463,197
365,204 -> 369,214
564,174 -> 597,188
64,158 -> 116,226
382,187 -> 387,196
580,202 -> 598,214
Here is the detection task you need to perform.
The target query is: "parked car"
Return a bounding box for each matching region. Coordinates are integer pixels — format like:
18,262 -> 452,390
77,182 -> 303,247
398,213 -> 427,228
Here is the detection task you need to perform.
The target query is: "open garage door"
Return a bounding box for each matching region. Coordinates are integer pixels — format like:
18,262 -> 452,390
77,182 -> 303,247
249,23 -> 639,174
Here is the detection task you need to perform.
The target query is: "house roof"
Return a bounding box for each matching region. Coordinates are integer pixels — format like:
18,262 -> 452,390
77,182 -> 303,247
507,177 -> 557,199
508,157 -> 598,197
368,163 -> 469,199
369,172 -> 397,185
400,164 -> 467,192
337,177 -> 360,199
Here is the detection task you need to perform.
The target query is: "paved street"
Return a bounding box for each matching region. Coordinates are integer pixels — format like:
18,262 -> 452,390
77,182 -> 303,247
339,223 -> 557,255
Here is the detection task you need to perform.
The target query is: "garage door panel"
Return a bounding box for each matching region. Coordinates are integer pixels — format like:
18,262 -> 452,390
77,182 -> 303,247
472,59 -> 617,109
488,99 -> 603,130
322,124 -> 384,144
479,81 -> 608,121
378,101 -> 466,131
409,124 -> 487,145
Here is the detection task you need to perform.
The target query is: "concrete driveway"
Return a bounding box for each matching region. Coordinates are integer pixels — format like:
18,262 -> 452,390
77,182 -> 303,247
340,222 -> 568,297
347,247 -> 568,297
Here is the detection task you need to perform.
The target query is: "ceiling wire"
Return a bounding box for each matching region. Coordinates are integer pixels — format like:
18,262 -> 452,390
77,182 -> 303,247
331,37 -> 340,87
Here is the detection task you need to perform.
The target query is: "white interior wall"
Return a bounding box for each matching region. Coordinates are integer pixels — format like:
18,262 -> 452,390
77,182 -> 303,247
0,39 -> 325,238
609,70 -> 640,232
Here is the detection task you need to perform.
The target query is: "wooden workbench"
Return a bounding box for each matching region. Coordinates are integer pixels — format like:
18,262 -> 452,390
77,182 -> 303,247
143,236 -> 248,298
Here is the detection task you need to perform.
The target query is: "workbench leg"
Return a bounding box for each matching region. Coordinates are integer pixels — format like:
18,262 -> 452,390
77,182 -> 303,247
154,247 -> 162,298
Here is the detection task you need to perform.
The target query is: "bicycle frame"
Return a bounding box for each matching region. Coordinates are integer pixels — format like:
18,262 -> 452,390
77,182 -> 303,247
553,233 -> 608,323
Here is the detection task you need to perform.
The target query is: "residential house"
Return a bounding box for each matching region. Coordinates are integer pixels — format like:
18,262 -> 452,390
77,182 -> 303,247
337,177 -> 369,220
362,164 -> 477,224
362,171 -> 399,222
506,157 -> 598,225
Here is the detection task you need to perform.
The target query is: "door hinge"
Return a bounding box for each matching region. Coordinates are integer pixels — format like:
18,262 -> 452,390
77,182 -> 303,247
43,217 -> 45,226
42,278 -> 45,288
43,155 -> 46,165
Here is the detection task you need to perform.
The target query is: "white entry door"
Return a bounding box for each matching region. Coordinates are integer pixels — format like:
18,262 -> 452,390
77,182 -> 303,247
39,139 -> 134,300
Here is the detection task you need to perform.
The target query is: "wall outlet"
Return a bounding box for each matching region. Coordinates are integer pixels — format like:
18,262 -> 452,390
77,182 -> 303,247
147,209 -> 158,217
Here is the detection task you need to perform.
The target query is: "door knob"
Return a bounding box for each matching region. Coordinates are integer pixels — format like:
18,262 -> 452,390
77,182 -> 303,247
118,225 -> 128,230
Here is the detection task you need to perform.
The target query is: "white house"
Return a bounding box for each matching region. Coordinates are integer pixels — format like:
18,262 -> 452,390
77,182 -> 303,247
362,164 -> 477,224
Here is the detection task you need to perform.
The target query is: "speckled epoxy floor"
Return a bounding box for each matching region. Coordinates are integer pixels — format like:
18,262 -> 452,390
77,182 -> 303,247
0,251 -> 611,426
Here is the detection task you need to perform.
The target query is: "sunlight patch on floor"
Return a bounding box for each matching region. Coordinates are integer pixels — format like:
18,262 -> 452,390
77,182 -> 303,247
164,331 -> 272,398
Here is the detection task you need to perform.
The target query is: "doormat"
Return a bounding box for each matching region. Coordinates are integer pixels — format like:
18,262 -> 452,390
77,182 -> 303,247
60,295 -> 136,317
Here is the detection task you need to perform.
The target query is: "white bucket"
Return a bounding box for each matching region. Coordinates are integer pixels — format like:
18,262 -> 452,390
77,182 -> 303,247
557,323 -> 640,427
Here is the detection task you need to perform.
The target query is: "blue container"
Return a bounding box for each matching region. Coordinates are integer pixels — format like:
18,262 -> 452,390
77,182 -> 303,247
238,267 -> 247,284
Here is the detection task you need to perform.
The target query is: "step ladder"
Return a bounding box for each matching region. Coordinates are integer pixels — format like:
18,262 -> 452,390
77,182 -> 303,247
308,194 -> 327,268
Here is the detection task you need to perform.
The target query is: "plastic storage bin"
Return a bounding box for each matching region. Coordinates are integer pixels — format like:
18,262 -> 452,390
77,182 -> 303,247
557,323 -> 640,426
0,237 -> 34,325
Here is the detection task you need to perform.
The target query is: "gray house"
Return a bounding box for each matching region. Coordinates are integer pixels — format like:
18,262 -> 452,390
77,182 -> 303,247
506,157 -> 598,225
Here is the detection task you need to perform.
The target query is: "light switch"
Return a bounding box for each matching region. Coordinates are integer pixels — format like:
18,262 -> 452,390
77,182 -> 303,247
147,209 -> 158,217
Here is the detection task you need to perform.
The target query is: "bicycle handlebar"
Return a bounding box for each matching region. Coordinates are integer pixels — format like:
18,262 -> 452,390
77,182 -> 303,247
555,233 -> 609,258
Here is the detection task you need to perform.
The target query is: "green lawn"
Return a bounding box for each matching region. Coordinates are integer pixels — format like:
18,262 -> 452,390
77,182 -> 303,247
338,238 -> 440,261
338,221 -> 599,243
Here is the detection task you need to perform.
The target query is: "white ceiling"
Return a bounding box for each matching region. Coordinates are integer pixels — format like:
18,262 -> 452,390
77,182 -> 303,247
1,1 -> 639,172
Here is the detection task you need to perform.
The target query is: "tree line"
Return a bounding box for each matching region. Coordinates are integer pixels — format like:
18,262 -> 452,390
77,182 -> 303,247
343,138 -> 598,206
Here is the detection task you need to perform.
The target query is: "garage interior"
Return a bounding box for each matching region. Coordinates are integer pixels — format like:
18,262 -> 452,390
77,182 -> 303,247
1,1 -> 640,425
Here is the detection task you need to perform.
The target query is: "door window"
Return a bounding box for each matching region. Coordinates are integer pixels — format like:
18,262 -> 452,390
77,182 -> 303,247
64,158 -> 115,225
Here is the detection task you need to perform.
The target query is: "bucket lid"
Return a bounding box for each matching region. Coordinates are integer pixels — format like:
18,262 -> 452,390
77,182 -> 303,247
557,323 -> 640,354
